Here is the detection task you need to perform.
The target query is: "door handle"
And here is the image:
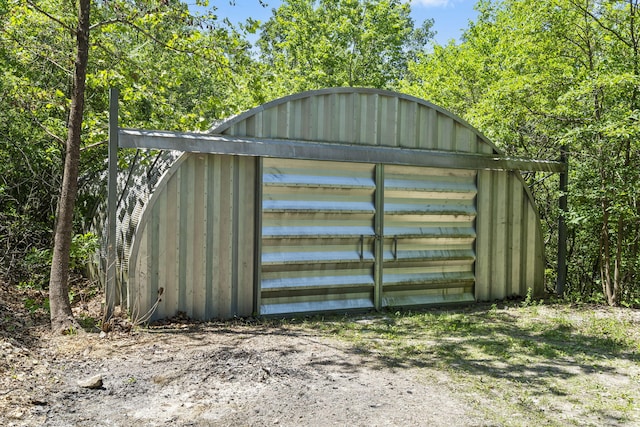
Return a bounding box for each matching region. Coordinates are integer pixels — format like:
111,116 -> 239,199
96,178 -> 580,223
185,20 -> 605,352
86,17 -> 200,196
393,235 -> 398,261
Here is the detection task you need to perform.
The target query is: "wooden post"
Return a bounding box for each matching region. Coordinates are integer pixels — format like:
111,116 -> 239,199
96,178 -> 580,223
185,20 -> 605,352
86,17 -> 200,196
104,88 -> 119,324
556,145 -> 568,296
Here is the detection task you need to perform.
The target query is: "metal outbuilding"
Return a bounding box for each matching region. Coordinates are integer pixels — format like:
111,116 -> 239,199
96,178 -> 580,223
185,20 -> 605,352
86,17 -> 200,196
93,88 -> 565,321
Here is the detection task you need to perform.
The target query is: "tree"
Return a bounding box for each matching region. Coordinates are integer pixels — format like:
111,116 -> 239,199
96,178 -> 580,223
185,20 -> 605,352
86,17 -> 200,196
561,0 -> 640,305
256,0 -> 433,98
0,4 -> 63,286
47,0 -> 91,333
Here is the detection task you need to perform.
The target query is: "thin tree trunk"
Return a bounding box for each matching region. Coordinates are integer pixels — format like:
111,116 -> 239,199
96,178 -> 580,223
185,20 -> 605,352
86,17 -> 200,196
599,164 -> 618,306
613,216 -> 623,305
601,205 -> 613,304
49,0 -> 90,334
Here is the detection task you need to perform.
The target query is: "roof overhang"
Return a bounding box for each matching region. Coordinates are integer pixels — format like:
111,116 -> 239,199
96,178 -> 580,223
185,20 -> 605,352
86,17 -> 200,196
119,128 -> 567,173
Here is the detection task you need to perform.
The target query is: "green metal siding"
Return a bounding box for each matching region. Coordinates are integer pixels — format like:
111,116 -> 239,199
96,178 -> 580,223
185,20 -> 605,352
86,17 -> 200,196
222,89 -> 483,153
475,170 -> 545,300
128,154 -> 255,321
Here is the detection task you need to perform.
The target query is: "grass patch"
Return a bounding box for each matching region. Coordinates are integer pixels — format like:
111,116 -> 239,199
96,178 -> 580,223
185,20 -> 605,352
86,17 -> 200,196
291,303 -> 640,426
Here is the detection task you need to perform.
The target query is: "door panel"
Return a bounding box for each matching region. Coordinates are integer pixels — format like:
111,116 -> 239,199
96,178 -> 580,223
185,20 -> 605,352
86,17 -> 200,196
382,165 -> 477,307
260,158 -> 376,315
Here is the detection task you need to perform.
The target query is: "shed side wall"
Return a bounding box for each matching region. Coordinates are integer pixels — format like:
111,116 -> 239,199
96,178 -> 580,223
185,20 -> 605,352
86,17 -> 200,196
475,170 -> 545,300
129,153 -> 255,320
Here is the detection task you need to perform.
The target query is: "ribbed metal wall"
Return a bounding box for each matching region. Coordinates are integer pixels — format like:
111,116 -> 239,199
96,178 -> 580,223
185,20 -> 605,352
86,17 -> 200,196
128,154 -> 255,321
382,165 -> 477,306
88,150 -> 180,305
210,88 -> 547,316
475,170 -> 545,300
260,158 -> 377,315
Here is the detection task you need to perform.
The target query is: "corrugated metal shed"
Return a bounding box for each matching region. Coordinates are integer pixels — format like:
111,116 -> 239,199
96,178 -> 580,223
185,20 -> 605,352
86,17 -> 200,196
94,88 -> 549,321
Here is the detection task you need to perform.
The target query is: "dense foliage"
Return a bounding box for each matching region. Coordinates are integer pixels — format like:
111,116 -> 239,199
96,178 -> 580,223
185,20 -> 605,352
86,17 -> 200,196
256,0 -> 433,96
0,0 -> 258,286
1,0 -> 638,313
400,0 -> 640,306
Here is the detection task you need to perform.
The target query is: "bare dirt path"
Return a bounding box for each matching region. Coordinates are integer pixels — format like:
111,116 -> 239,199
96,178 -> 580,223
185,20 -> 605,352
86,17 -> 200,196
2,322 -> 479,427
5,279 -> 639,426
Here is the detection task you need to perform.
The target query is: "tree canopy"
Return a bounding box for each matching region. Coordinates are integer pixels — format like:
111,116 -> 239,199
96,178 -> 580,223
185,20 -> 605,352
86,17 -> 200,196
256,0 -> 433,97
400,0 -> 640,306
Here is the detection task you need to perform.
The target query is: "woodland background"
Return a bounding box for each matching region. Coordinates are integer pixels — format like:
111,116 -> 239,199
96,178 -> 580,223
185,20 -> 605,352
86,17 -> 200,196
1,0 -> 639,329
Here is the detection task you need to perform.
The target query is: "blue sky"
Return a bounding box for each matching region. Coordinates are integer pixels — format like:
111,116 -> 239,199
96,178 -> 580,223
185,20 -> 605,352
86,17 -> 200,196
411,0 -> 478,44
199,0 -> 479,45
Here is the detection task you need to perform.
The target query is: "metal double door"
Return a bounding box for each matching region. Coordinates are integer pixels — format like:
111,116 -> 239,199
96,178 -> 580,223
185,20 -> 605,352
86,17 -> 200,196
259,158 -> 477,315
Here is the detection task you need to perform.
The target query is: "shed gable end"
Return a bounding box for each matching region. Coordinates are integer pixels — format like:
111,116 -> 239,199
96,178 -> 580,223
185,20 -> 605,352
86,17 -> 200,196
215,88 -> 495,155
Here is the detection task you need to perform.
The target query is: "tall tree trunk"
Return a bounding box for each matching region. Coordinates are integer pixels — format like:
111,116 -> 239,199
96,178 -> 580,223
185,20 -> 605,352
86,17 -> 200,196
600,154 -> 617,306
613,215 -> 623,305
49,0 -> 90,334
600,199 -> 614,304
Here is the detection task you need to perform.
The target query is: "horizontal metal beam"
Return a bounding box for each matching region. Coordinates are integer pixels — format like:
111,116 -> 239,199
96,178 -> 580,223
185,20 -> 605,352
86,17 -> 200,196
119,128 -> 567,173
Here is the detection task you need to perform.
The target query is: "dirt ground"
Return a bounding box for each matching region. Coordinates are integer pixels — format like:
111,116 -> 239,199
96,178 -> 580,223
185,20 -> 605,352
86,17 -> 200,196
0,281 -> 480,427
4,280 -> 640,426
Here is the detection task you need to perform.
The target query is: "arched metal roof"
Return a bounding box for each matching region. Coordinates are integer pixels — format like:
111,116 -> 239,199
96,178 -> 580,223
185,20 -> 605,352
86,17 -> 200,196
211,87 -> 500,153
